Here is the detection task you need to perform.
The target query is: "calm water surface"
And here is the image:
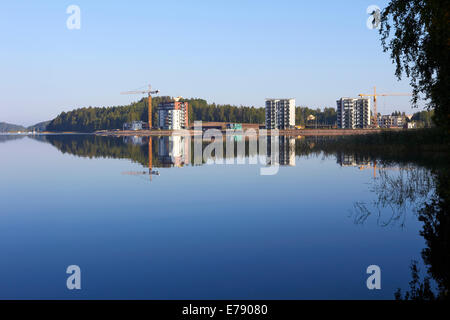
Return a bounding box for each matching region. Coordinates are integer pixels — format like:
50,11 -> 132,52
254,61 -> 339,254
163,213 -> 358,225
0,134 -> 444,299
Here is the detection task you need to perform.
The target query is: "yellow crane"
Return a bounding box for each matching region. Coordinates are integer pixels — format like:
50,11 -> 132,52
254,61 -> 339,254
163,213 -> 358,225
121,84 -> 160,129
359,86 -> 411,127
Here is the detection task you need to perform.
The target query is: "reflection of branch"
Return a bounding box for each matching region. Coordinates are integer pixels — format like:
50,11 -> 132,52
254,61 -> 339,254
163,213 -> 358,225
351,202 -> 371,224
351,166 -> 434,227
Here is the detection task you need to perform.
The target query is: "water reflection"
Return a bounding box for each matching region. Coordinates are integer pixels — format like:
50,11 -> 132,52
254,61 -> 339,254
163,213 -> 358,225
348,161 -> 449,300
157,136 -> 190,168
267,136 -> 296,166
413,167 -> 450,300
22,133 -> 448,300
36,134 -> 298,170
0,134 -> 25,144
123,135 -> 145,146
337,152 -> 371,167
350,166 -> 434,227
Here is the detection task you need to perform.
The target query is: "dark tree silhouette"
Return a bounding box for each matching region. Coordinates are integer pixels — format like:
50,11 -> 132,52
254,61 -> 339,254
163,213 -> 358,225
380,0 -> 450,133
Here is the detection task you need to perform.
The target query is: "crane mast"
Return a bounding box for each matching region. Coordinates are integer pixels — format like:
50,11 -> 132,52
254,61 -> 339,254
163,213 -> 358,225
359,86 -> 411,127
121,84 -> 160,129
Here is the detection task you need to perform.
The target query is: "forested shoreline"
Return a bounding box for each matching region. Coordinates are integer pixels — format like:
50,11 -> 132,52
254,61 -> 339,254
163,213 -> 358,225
46,97 -> 337,132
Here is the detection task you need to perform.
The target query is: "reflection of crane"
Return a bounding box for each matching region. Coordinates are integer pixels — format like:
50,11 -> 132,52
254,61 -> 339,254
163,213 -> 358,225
121,84 -> 160,129
122,170 -> 160,176
121,137 -> 159,181
359,86 -> 411,127
359,160 -> 377,178
359,160 -> 411,178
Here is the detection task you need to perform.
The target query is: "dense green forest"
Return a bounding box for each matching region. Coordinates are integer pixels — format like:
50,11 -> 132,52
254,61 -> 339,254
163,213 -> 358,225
28,120 -> 51,132
187,99 -> 265,124
46,97 -> 339,132
295,107 -> 336,126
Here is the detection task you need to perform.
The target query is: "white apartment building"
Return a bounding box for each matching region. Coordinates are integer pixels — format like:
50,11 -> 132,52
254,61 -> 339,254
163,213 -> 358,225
157,99 -> 189,130
158,109 -> 183,130
265,99 -> 296,129
336,98 -> 371,129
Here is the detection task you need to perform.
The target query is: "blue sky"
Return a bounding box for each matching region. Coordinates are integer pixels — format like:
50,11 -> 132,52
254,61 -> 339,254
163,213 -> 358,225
0,0 -> 421,126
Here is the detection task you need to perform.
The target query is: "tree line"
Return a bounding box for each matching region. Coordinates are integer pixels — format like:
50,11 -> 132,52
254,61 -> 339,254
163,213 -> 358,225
46,97 -> 338,132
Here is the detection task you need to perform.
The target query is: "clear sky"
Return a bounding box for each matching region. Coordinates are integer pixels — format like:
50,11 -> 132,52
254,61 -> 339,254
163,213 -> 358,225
0,0 -> 422,126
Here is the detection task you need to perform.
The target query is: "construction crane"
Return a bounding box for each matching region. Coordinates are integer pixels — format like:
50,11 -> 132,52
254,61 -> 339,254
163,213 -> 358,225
121,84 -> 160,129
359,86 -> 411,127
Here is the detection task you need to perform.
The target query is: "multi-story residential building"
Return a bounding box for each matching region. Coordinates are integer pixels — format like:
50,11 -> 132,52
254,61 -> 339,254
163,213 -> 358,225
355,98 -> 371,128
393,116 -> 404,127
157,98 -> 189,130
336,98 -> 355,129
378,115 -> 405,128
378,115 -> 392,128
265,99 -> 295,129
336,98 -> 371,129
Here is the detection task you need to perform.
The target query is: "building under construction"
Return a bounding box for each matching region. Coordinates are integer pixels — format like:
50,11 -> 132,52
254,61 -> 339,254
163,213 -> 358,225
157,97 -> 189,130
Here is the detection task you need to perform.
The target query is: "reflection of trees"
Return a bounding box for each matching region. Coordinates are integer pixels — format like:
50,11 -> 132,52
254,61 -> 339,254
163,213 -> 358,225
394,260 -> 436,300
33,135 -> 156,167
351,161 -> 449,300
0,135 -> 25,144
351,167 -> 434,227
413,168 -> 449,300
395,168 -> 449,300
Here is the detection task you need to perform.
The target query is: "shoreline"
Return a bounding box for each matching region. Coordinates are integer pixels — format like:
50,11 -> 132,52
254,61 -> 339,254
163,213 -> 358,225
95,128 -> 402,137
1,128 -> 406,137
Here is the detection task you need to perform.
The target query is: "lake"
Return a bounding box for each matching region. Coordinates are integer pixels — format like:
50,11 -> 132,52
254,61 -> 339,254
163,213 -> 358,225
0,134 -> 447,299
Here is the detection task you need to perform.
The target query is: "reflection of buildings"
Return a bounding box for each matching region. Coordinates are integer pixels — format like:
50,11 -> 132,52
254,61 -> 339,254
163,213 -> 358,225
123,135 -> 145,145
337,153 -> 409,178
337,153 -> 371,167
158,136 -> 190,167
337,152 -> 377,178
157,97 -> 189,130
267,136 -> 296,166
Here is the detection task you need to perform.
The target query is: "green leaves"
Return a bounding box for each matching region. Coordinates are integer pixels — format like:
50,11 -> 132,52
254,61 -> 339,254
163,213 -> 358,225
380,0 -> 450,133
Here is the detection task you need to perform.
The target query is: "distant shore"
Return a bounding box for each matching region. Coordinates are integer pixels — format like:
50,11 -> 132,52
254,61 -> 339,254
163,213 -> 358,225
1,128 -> 406,137
95,128 -> 403,137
